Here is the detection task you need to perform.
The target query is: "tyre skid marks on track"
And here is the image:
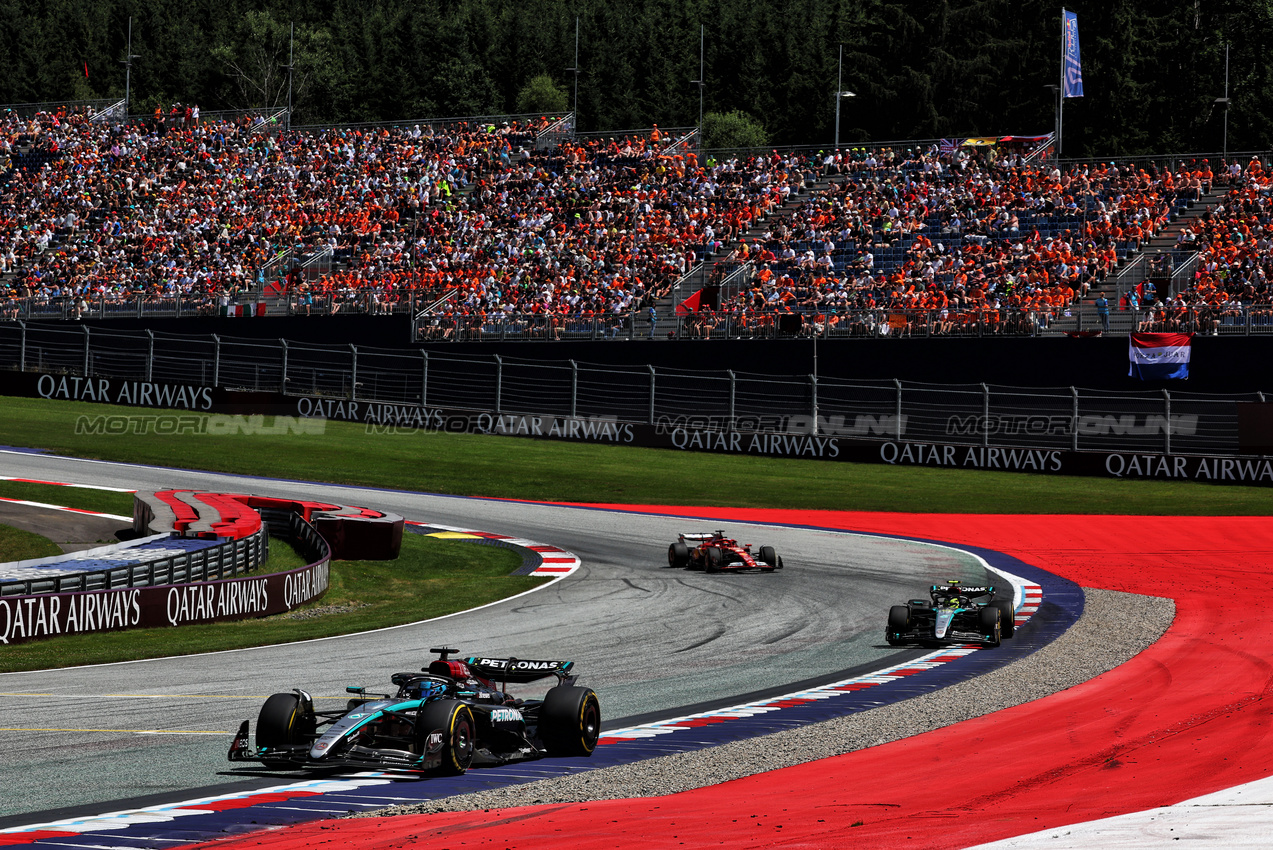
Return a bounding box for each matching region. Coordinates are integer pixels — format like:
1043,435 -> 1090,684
0,484 -> 1044,848
0,577 -> 1045,848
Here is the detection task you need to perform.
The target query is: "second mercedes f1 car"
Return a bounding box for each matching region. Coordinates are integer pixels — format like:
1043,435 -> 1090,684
667,530 -> 783,573
885,581 -> 1016,648
228,647 -> 600,774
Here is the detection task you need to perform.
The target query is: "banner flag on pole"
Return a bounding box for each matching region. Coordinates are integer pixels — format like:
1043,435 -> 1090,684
1063,10 -> 1084,98
1129,333 -> 1192,380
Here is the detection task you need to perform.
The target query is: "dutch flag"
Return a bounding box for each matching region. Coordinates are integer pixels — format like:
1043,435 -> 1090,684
1129,332 -> 1192,380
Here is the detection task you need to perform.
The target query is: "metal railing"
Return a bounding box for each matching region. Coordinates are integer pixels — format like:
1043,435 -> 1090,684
0,98 -> 121,119
0,322 -> 1266,458
536,113 -> 575,151
291,112 -> 566,137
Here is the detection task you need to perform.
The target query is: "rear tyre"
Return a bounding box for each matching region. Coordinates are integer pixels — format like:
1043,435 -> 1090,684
994,600 -> 1016,638
416,700 -> 475,775
705,547 -> 723,573
887,605 -> 910,631
540,686 -> 601,757
256,693 -> 315,768
668,541 -> 690,568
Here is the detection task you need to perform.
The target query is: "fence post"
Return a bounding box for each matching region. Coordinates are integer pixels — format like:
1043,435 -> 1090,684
494,354 -> 503,414
570,360 -> 578,418
421,350 -> 429,407
146,330 -> 154,382
648,365 -> 656,424
1071,386 -> 1079,452
82,326 -> 91,376
212,335 -> 221,386
894,378 -> 903,440
1163,389 -> 1171,455
981,383 -> 990,447
349,344 -> 358,400
809,373 -> 818,435
728,370 -> 736,430
280,339 -> 289,393
17,320 -> 25,371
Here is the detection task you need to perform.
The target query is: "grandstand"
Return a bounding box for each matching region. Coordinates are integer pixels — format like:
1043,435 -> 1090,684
0,98 -> 1267,341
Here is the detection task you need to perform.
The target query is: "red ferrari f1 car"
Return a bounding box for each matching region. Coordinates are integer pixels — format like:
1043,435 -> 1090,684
667,530 -> 784,573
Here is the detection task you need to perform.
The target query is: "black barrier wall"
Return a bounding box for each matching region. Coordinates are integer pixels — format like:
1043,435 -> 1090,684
19,317 -> 1273,394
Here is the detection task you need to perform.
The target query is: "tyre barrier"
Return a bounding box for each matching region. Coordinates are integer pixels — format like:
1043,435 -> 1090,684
135,490 -> 404,560
0,529 -> 267,597
0,491 -> 404,646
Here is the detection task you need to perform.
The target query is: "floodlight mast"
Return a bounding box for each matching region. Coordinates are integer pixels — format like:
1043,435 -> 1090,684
834,45 -> 856,151
122,17 -> 140,119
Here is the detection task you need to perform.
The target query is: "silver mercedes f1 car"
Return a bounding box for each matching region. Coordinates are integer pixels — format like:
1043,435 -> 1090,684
228,647 -> 601,774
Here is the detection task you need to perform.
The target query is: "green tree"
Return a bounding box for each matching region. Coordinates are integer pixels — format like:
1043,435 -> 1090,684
701,109 -> 768,150
515,74 -> 568,114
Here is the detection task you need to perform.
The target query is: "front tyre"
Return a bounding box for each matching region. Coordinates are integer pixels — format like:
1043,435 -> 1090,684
979,606 -> 1002,648
887,605 -> 910,631
539,686 -> 601,757
993,600 -> 1016,638
705,547 -> 723,573
758,545 -> 779,571
256,693 -> 315,768
416,700 -> 475,775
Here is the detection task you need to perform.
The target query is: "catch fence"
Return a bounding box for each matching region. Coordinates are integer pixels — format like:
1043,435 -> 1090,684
0,322 -> 1263,457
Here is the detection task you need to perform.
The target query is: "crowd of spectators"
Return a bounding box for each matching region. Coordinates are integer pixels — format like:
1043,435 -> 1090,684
0,104 -> 807,324
0,101 -> 1260,337
1143,157 -> 1273,334
709,147 -> 1190,335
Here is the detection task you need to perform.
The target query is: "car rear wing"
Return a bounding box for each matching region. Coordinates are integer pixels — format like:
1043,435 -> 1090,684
678,532 -> 718,543
465,656 -> 575,684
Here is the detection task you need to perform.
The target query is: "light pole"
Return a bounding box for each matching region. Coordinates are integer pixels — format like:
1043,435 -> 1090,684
122,16 -> 140,119
1045,84 -> 1060,162
284,22 -> 294,131
690,24 -> 705,136
834,45 -> 855,151
564,17 -> 579,127
1216,42 -> 1230,160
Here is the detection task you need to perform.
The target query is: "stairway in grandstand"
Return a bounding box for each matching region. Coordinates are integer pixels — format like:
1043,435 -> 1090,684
657,168 -> 841,321
1048,187 -> 1227,334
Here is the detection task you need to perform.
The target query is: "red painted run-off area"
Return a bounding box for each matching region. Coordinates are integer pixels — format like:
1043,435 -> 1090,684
189,508 -> 1273,850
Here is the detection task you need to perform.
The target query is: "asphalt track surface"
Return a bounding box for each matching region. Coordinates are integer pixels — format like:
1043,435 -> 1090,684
207,509 -> 1270,850
0,450 -> 997,822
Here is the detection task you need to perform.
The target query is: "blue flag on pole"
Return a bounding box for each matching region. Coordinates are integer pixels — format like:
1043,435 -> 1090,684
1063,10 -> 1084,97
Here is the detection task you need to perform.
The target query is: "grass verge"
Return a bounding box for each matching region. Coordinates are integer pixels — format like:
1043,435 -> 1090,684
0,479 -> 134,515
0,532 -> 531,673
0,394 -> 1269,515
0,525 -> 62,561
